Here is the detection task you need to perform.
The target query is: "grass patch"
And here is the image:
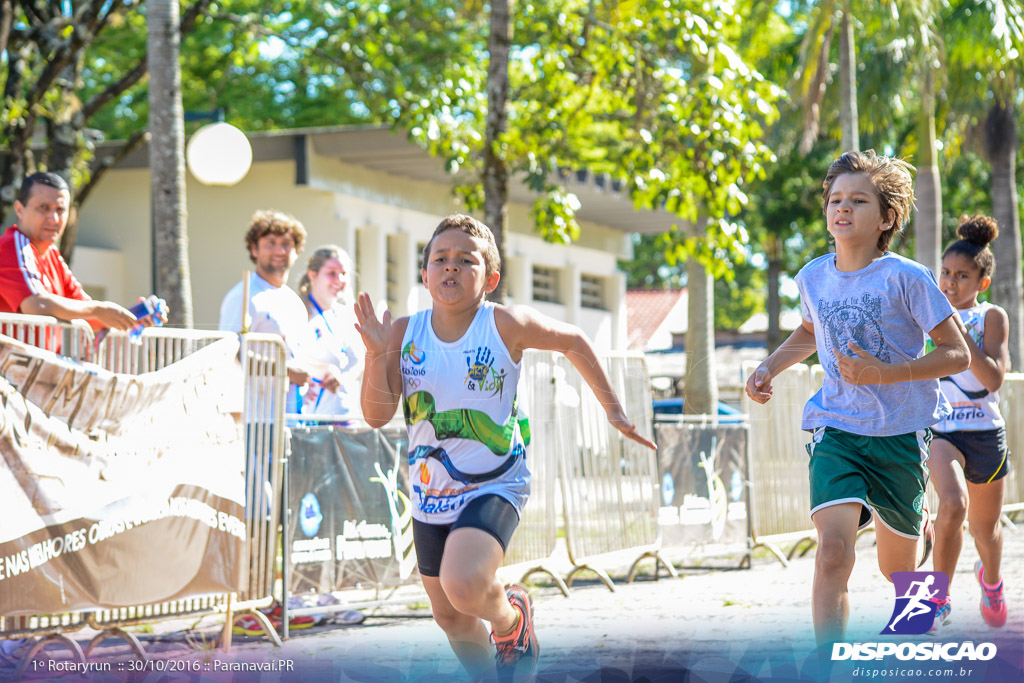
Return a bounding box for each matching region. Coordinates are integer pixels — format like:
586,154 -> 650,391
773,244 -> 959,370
185,630 -> 219,653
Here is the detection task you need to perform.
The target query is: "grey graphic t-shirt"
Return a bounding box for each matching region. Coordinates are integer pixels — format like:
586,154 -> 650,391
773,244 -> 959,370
796,252 -> 954,436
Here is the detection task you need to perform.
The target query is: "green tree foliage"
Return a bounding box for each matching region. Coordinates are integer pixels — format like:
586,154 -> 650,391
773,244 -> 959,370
0,0 -> 231,260
256,1 -> 780,259
734,0 -> 1023,353
942,0 -> 1024,367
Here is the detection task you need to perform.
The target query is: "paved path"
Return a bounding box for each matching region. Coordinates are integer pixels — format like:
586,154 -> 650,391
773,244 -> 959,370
8,525 -> 1021,683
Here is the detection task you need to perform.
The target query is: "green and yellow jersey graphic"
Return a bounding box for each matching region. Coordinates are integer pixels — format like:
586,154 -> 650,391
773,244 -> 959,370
403,391 -> 530,455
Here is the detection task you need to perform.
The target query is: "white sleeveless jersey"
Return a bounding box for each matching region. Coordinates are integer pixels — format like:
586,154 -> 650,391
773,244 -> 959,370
934,301 -> 1004,432
400,302 -> 530,524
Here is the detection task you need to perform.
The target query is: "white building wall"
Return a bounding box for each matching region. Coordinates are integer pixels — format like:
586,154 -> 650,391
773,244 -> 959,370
70,246 -> 127,304
74,145 -> 628,346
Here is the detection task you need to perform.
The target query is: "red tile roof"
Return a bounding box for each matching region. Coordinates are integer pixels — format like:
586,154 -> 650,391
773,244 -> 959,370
626,288 -> 686,350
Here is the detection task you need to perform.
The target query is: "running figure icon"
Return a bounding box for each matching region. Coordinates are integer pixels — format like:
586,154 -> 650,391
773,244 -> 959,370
888,575 -> 938,631
883,571 -> 950,635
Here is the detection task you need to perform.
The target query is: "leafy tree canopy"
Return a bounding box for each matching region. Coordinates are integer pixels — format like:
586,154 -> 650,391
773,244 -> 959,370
198,0 -> 782,261
4,0 -> 781,274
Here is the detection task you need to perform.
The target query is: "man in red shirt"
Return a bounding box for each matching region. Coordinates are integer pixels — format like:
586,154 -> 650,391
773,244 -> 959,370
0,172 -> 141,329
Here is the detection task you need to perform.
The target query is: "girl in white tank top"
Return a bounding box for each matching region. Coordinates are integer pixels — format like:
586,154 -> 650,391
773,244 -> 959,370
933,301 -> 1003,432
928,215 -> 1011,633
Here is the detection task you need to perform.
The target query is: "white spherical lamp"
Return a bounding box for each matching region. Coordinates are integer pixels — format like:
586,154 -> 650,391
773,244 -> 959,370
186,122 -> 253,186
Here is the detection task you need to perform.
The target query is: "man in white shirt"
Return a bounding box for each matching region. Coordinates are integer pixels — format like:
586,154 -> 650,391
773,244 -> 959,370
219,209 -> 340,406
219,209 -> 343,634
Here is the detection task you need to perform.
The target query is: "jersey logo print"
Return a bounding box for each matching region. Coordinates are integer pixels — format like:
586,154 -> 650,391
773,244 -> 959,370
818,293 -> 891,375
464,346 -> 509,397
403,391 -> 530,455
402,340 -> 426,364
408,443 -> 524,485
464,346 -> 494,388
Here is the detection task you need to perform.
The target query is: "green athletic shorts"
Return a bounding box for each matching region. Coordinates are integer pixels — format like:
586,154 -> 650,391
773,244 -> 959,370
806,426 -> 931,538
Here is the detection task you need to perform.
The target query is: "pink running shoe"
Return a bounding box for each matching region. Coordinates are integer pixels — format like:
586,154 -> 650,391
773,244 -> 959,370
491,584 -> 539,681
975,560 -> 1007,628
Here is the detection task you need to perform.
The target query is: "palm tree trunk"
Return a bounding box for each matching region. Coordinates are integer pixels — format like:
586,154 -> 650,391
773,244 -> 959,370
483,0 -> 510,303
838,1 -> 859,152
914,68 -> 941,274
984,101 -> 1023,369
148,0 -> 193,327
766,233 -> 782,352
52,56 -> 88,265
684,218 -> 718,415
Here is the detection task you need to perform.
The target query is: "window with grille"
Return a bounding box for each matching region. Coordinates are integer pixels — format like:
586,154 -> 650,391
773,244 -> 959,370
580,274 -> 605,309
416,242 -> 427,283
532,266 -> 560,303
386,239 -> 398,308
354,234 -> 363,294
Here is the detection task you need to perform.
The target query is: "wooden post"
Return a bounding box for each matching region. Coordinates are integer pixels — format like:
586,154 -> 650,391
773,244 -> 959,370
240,270 -> 251,334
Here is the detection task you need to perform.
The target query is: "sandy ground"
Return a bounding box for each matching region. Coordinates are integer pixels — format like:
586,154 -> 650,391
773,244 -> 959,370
5,524 -> 1021,683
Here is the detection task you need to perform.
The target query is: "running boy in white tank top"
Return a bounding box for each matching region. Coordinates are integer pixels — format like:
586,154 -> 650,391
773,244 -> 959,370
928,215 -> 1011,633
355,214 -> 655,681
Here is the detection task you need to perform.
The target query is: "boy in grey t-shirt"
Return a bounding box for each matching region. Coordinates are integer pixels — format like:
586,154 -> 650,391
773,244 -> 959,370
796,252 -> 955,436
745,150 -> 969,649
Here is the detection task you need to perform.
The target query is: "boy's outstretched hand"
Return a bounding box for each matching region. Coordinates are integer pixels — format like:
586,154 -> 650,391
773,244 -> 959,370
608,409 -> 657,450
354,292 -> 391,357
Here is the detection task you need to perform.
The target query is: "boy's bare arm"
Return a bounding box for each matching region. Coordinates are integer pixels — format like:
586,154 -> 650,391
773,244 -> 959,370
354,293 -> 405,428
499,306 -> 656,450
833,314 -> 970,385
745,319 -> 816,404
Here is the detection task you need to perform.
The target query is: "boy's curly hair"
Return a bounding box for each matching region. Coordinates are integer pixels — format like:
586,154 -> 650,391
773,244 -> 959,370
822,150 -> 915,252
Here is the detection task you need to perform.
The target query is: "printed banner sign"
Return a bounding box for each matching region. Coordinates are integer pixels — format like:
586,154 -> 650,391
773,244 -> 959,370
654,421 -> 750,548
287,425 -> 417,594
0,335 -> 246,616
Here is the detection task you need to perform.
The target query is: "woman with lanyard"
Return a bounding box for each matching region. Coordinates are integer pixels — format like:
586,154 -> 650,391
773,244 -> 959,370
297,245 -> 364,426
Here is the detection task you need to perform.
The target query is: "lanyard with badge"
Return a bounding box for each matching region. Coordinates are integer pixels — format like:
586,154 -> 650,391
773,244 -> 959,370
306,294 -> 336,412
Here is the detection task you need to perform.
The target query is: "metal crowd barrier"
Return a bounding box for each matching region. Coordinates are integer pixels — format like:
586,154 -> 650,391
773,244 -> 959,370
741,361 -> 1024,563
652,418 -> 771,569
0,313 -> 94,360
0,314 -> 287,674
71,332 -> 286,649
740,361 -> 817,560
225,333 -> 289,646
282,421 -> 421,624
997,374 -> 1024,522
552,352 -> 665,591
503,352 -> 568,594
